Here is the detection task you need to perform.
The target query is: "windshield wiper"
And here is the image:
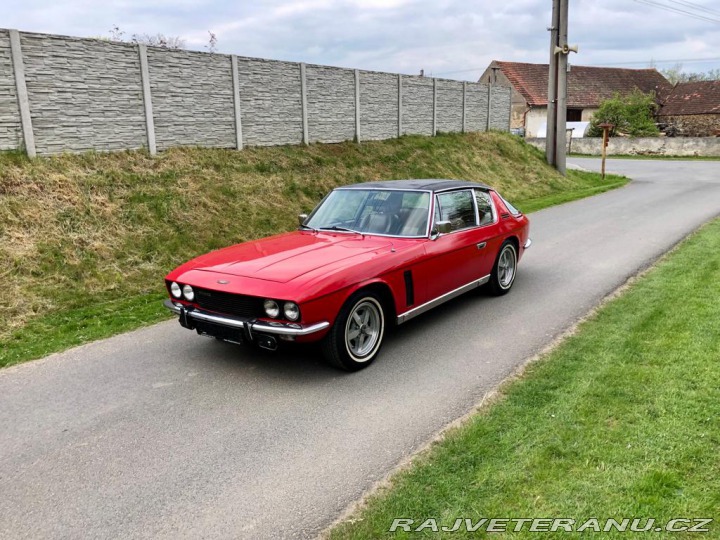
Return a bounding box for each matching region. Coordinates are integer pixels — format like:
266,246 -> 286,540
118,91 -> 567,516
318,225 -> 364,236
298,224 -> 318,233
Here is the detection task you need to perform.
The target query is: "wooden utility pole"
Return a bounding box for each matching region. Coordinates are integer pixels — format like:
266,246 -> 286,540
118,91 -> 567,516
546,0 -> 576,176
599,123 -> 613,179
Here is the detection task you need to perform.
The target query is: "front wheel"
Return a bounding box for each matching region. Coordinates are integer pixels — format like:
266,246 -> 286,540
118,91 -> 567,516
322,291 -> 386,371
488,241 -> 518,296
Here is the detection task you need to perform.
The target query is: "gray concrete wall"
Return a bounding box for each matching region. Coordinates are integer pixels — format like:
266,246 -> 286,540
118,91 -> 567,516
359,71 -> 398,141
19,32 -> 147,154
526,136 -> 720,157
401,76 -> 434,136
489,86 -> 512,131
306,64 -> 355,144
236,57 -> 303,147
1,28 -> 511,156
0,30 -> 21,151
148,49 -> 235,151
435,79 -> 463,134
465,84 -> 490,132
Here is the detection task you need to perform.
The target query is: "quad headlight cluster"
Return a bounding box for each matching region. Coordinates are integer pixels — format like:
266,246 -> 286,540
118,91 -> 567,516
264,299 -> 300,321
170,281 -> 299,321
169,281 -> 195,302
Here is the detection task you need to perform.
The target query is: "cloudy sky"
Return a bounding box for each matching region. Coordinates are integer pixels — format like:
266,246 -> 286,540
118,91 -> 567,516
5,0 -> 720,80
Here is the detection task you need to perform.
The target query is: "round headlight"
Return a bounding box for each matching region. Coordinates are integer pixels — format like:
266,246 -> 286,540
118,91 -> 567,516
170,282 -> 182,298
283,302 -> 300,321
264,299 -> 280,318
182,284 -> 195,301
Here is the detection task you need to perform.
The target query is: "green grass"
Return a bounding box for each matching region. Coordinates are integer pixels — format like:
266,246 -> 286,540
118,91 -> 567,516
328,219 -> 720,539
0,132 -> 626,368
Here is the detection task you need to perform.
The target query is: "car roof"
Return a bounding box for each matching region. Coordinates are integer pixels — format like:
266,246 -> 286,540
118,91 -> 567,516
338,179 -> 493,192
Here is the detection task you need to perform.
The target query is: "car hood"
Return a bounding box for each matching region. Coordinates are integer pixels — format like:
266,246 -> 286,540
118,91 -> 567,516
188,231 -> 395,283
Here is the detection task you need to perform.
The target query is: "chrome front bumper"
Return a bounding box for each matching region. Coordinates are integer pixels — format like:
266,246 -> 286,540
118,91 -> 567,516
163,299 -> 329,338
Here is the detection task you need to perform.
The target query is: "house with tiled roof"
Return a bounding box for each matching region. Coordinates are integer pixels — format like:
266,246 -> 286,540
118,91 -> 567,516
479,61 -> 671,137
658,80 -> 720,137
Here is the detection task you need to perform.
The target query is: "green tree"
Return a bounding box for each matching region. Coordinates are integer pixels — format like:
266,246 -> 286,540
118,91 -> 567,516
661,63 -> 720,84
588,89 -> 659,138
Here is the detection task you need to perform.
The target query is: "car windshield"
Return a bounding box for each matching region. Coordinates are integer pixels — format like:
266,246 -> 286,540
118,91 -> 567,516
305,189 -> 431,237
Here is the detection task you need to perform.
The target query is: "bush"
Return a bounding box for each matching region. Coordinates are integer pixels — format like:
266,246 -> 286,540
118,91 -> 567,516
588,89 -> 659,138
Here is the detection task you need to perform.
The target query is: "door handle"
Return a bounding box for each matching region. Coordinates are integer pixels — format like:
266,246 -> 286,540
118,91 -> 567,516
476,242 -> 486,250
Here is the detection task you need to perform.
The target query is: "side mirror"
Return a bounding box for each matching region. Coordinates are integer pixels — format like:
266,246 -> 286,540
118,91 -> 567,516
436,221 -> 452,234
430,220 -> 452,240
298,214 -> 308,227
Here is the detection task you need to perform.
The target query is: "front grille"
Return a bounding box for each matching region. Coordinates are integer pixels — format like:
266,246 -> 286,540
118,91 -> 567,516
193,287 -> 263,319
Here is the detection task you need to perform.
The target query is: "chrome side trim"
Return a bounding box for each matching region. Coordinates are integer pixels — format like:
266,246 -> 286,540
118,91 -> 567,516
396,274 -> 491,324
163,300 -> 330,337
524,238 -> 532,249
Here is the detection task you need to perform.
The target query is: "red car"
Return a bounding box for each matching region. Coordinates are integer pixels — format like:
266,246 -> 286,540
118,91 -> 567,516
164,179 -> 531,371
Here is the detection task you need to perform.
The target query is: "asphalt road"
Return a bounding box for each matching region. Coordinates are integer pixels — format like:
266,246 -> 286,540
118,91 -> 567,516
2,158 -> 719,539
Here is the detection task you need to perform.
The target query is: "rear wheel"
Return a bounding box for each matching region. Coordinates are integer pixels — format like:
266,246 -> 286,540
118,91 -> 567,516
488,241 -> 517,296
322,291 -> 386,371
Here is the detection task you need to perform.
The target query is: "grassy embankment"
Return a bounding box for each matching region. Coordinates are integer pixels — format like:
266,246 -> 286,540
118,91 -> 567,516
0,132 -> 626,367
329,218 -> 720,539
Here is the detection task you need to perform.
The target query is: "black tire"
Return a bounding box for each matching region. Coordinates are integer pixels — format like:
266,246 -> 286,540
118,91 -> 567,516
488,240 -> 518,296
321,291 -> 386,371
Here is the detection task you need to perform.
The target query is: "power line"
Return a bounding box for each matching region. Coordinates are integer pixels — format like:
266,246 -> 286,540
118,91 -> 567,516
666,0 -> 720,17
597,57 -> 720,66
433,56 -> 720,76
631,0 -> 720,24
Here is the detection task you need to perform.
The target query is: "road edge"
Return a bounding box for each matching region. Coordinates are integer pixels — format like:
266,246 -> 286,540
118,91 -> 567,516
317,214 -> 720,539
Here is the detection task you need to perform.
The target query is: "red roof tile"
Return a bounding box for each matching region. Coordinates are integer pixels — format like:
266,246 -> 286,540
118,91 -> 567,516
489,61 -> 671,108
659,80 -> 720,116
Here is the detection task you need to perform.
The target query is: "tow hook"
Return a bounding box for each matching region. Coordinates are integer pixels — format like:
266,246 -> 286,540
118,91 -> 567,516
256,334 -> 278,351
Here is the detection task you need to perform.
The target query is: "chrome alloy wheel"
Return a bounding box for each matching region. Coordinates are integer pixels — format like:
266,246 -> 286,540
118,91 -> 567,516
497,244 -> 517,289
344,298 -> 383,361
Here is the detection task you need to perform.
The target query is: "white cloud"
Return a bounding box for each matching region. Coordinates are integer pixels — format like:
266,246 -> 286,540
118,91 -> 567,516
3,0 -> 719,78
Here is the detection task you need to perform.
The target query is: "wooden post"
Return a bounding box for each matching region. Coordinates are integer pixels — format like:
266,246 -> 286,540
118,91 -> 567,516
599,123 -> 613,179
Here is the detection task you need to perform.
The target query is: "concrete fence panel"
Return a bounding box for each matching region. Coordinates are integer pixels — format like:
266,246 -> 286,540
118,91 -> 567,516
489,85 -> 512,131
305,64 -> 355,144
148,48 -> 235,151
402,76 -> 434,136
0,30 -> 22,151
436,79 -> 464,134
0,29 -> 511,156
465,83 -> 490,133
19,32 -> 146,154
236,57 -> 303,147
359,70 -> 398,141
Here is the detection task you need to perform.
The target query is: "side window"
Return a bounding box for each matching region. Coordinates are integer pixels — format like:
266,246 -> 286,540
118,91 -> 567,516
475,190 -> 496,226
435,190 -> 477,232
499,194 -> 522,216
